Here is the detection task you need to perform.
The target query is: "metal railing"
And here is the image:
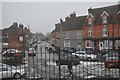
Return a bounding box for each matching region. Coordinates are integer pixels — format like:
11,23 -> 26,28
1,45 -> 120,80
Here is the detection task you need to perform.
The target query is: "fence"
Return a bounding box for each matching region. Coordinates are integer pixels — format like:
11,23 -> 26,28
1,44 -> 120,80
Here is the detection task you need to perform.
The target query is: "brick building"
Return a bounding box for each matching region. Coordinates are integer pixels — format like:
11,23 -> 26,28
51,4 -> 120,50
2,22 -> 32,50
83,4 -> 120,51
51,12 -> 86,49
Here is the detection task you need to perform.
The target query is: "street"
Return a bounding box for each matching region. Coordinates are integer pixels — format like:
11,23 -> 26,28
23,42 -> 120,80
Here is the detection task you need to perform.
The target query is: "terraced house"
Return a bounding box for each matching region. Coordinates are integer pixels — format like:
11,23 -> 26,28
51,12 -> 86,49
51,4 -> 120,50
83,4 -> 120,51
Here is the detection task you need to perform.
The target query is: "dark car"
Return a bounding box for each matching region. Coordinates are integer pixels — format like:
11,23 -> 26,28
2,49 -> 22,58
104,51 -> 120,68
28,48 -> 36,56
56,54 -> 80,66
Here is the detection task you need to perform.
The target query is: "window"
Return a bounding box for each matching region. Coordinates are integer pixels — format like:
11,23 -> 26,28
115,40 -> 120,49
85,40 -> 93,48
64,40 -> 70,47
88,29 -> 92,36
103,26 -> 108,37
64,32 -> 69,39
77,41 -> 82,48
103,15 -> 107,23
88,18 -> 93,25
77,32 -> 82,39
103,40 -> 112,49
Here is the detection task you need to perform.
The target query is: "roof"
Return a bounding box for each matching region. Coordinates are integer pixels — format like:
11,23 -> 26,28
63,16 -> 87,31
89,4 -> 119,16
51,15 -> 87,33
88,4 -> 119,24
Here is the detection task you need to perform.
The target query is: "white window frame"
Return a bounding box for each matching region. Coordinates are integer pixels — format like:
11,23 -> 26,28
103,25 -> 108,37
88,18 -> 92,25
64,32 -> 69,39
115,40 -> 120,49
64,40 -> 70,47
103,40 -> 112,49
77,41 -> 82,48
103,15 -> 107,23
85,40 -> 93,48
88,29 -> 92,36
77,32 -> 82,39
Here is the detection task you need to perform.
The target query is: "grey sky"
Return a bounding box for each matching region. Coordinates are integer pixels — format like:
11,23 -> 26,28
1,1 -> 119,34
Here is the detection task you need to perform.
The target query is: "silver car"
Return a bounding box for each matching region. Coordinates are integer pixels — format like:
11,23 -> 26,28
0,63 -> 26,79
71,51 -> 97,61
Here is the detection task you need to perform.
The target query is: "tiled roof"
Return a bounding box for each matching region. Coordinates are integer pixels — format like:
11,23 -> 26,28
51,15 -> 87,33
63,16 -> 87,31
88,4 -> 119,24
89,4 -> 118,16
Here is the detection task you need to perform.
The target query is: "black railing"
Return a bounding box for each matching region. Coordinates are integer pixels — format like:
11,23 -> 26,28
1,45 -> 120,80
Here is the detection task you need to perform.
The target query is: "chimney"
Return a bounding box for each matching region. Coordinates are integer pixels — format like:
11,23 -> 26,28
55,23 -> 60,29
19,24 -> 24,29
60,18 -> 63,24
65,16 -> 70,22
70,12 -> 76,20
24,27 -> 27,30
88,7 -> 92,13
13,22 -> 18,27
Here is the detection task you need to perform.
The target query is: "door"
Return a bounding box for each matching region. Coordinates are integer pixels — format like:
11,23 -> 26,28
99,42 -> 103,51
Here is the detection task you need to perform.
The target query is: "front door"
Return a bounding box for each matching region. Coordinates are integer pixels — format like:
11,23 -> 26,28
99,42 -> 103,51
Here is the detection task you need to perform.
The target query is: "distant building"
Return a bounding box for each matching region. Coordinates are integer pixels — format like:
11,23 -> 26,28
2,22 -> 32,50
51,12 -> 86,48
31,32 -> 45,43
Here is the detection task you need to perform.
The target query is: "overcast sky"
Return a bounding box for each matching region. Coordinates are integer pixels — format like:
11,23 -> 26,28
0,0 -> 119,34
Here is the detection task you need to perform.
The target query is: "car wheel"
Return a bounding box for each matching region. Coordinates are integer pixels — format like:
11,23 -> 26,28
13,73 -> 21,79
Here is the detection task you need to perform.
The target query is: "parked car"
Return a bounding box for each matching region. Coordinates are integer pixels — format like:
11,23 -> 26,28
28,48 -> 36,56
56,54 -> 80,66
2,49 -> 22,58
104,51 -> 120,68
45,46 -> 55,53
71,51 -> 97,61
0,63 -> 27,79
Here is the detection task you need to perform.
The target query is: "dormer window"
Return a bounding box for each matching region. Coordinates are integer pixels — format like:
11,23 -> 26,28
101,11 -> 109,24
87,14 -> 94,25
103,15 -> 107,23
88,18 -> 93,25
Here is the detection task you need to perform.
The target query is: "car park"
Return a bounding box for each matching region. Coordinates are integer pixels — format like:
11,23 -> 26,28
71,51 -> 97,61
0,63 -> 27,79
103,51 -> 120,68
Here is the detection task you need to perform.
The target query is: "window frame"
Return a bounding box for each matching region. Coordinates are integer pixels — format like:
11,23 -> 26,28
103,25 -> 108,37
102,15 -> 107,23
88,29 -> 92,37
